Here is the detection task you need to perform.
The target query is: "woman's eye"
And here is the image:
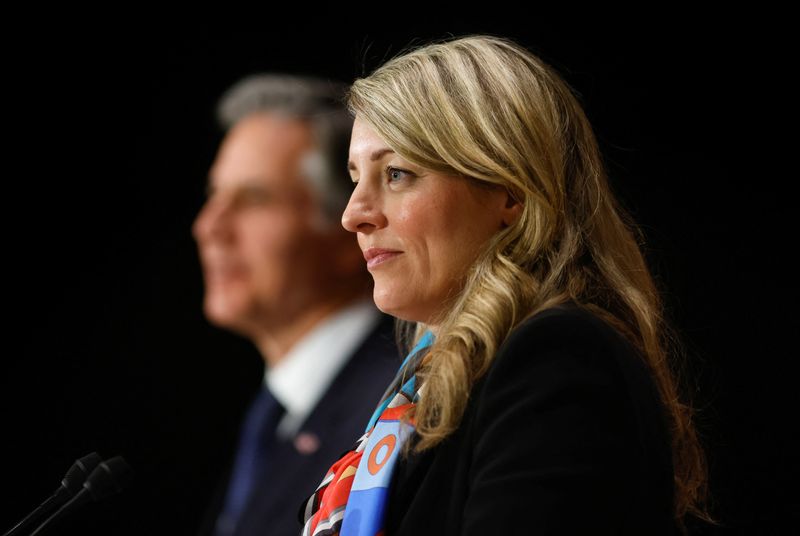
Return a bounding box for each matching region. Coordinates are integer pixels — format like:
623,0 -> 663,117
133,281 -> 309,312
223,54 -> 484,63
387,166 -> 411,183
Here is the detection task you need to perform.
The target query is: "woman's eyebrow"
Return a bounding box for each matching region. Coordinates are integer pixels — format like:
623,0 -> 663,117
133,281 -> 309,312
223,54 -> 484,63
348,148 -> 396,170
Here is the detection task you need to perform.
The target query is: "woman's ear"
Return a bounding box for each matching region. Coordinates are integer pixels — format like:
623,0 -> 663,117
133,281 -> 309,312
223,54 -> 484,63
500,190 -> 523,227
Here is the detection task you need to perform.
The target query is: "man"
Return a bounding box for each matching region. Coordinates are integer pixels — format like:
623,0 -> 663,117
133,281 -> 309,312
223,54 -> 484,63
192,74 -> 398,536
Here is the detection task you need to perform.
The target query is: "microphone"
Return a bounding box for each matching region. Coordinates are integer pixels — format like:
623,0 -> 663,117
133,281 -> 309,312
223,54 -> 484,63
29,456 -> 133,536
3,452 -> 102,536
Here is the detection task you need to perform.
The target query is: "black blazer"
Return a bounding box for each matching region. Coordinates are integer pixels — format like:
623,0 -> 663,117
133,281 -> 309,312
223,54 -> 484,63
198,314 -> 399,536
383,303 -> 678,535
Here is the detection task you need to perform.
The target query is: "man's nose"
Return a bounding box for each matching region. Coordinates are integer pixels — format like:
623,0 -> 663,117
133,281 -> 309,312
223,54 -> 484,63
192,195 -> 233,243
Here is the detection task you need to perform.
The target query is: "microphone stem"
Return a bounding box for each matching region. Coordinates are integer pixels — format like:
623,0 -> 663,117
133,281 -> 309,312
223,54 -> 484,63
2,491 -> 63,536
28,491 -> 88,536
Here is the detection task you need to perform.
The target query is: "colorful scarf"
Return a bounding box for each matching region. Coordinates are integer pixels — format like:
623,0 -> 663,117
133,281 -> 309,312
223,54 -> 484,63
300,331 -> 435,536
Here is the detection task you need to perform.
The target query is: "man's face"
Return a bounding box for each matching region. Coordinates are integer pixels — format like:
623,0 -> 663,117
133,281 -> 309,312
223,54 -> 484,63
192,112 -> 338,335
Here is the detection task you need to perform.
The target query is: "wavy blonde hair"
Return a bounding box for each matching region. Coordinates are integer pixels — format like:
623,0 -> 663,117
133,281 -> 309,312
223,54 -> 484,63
348,35 -> 709,528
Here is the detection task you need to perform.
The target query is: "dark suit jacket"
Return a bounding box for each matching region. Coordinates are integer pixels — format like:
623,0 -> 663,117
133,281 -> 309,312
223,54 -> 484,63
384,303 -> 678,535
198,314 -> 399,536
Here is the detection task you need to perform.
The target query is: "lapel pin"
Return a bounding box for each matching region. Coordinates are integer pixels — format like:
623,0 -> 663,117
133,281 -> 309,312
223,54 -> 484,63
294,432 -> 320,455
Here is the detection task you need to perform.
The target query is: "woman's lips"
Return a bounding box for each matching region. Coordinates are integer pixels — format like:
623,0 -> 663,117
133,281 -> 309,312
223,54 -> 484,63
363,247 -> 403,269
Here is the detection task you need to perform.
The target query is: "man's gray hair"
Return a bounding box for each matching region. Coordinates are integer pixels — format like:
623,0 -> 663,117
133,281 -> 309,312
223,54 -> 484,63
217,74 -> 354,225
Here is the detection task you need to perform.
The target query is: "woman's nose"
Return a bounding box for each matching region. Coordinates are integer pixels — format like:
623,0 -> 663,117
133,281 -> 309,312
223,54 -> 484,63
341,180 -> 386,233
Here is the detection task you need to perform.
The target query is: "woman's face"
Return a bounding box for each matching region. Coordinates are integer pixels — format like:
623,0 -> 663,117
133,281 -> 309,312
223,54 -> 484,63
343,117 -> 519,327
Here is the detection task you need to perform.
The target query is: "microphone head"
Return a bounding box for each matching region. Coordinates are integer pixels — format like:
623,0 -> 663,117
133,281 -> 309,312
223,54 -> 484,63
83,456 -> 134,502
61,452 -> 103,496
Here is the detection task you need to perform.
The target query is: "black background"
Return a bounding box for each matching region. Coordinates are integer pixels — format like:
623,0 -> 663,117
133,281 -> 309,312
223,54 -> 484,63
2,14 -> 795,535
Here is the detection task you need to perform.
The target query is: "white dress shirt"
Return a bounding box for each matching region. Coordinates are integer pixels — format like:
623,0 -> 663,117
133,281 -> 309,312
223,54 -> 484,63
265,299 -> 383,440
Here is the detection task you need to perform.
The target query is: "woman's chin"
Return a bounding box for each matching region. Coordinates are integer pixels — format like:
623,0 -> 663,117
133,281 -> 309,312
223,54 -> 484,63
372,292 -> 404,319
373,297 -> 429,326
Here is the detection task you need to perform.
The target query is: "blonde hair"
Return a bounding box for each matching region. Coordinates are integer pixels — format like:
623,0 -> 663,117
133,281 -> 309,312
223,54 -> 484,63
348,35 -> 710,528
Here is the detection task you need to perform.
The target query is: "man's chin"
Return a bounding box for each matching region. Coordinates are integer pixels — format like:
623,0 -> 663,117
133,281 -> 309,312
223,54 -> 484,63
203,296 -> 252,332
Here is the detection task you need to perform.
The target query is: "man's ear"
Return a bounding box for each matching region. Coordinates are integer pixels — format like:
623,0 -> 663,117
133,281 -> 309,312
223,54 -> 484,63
330,228 -> 367,277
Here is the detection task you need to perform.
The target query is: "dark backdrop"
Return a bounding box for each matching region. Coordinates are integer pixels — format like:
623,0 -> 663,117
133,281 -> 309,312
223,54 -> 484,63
2,15 -> 794,535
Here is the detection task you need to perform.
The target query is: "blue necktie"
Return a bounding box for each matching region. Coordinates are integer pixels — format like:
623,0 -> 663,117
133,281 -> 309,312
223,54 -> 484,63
215,387 -> 286,536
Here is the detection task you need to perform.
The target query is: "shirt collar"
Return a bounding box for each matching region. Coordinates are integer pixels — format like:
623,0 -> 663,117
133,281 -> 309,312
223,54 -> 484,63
265,299 -> 382,438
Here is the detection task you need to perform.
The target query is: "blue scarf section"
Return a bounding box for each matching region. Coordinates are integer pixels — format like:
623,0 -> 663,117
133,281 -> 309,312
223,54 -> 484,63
364,330 -> 435,433
339,330 -> 434,535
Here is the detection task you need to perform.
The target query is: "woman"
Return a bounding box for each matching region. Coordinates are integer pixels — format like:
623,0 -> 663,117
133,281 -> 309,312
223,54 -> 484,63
300,35 -> 709,535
